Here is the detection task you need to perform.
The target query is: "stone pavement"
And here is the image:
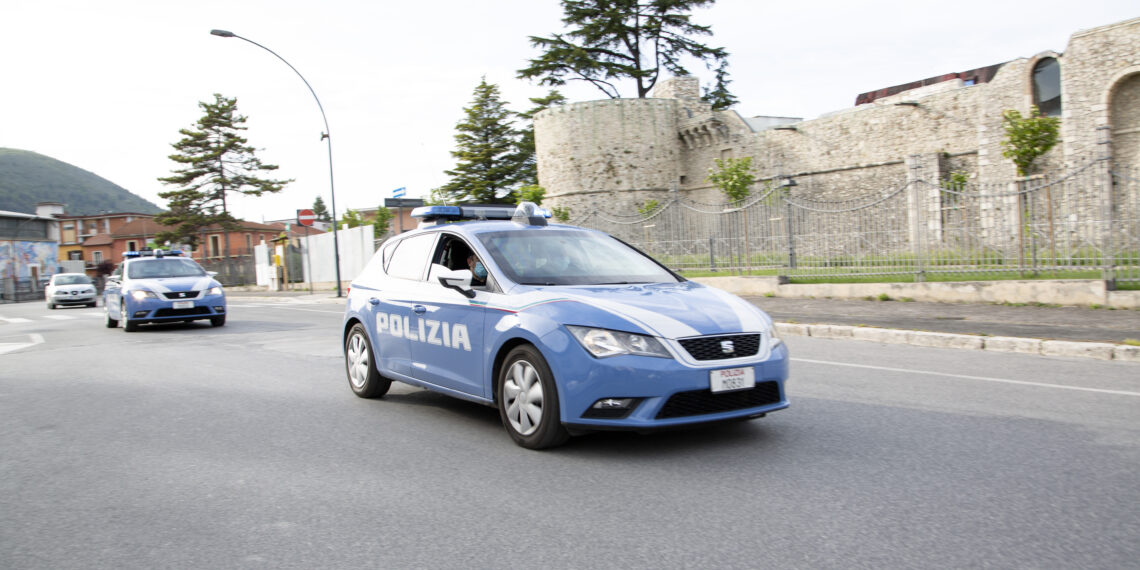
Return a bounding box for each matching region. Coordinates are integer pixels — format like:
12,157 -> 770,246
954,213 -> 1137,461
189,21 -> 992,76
228,290 -> 1140,362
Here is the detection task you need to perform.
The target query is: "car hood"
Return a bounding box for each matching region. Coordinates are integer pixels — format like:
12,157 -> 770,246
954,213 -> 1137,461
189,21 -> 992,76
50,284 -> 95,292
130,276 -> 220,293
521,282 -> 773,339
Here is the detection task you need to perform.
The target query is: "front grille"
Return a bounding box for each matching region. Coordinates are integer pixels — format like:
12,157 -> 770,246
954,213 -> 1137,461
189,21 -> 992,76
154,307 -> 210,317
678,334 -> 761,361
656,381 -> 781,419
162,291 -> 199,300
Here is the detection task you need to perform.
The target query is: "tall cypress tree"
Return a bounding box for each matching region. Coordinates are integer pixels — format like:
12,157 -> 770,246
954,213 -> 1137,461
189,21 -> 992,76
436,78 -> 524,204
156,94 -> 291,255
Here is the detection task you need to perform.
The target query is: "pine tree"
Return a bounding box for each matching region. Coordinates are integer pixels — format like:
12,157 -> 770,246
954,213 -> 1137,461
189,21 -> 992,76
312,196 -> 331,222
437,78 -> 524,203
156,94 -> 290,255
518,0 -> 733,105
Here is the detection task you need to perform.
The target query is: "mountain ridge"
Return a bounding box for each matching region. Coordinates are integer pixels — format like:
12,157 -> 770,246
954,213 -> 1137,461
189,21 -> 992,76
0,148 -> 162,215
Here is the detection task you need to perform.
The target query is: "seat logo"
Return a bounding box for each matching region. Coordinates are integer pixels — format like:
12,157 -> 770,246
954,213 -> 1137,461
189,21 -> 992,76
720,340 -> 735,354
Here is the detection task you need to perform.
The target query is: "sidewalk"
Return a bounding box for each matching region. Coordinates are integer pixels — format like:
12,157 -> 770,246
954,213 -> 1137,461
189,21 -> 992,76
745,296 -> 1140,362
228,290 -> 1140,362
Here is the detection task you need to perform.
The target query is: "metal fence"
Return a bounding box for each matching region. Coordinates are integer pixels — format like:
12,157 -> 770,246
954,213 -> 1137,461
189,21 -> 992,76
567,157 -> 1140,287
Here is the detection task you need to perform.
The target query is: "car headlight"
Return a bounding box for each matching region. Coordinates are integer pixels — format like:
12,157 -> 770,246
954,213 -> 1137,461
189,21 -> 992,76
566,326 -> 672,359
768,325 -> 782,348
130,289 -> 158,301
207,286 -> 223,296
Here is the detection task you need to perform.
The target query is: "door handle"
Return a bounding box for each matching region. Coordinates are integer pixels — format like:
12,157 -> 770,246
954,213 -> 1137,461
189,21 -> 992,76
413,304 -> 427,314
368,297 -> 380,306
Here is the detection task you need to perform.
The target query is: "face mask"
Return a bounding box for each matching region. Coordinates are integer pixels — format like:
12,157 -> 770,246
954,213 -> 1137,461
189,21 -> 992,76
473,261 -> 487,279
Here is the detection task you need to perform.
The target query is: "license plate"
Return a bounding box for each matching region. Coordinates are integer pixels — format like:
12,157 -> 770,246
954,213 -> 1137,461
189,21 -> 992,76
710,366 -> 755,393
172,301 -> 194,309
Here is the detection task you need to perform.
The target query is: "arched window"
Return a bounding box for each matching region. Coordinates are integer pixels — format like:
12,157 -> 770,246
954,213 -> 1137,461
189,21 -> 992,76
1032,58 -> 1062,117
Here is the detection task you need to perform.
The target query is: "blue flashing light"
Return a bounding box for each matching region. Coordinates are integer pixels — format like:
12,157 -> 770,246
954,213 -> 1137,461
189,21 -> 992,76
123,249 -> 185,259
411,205 -> 462,220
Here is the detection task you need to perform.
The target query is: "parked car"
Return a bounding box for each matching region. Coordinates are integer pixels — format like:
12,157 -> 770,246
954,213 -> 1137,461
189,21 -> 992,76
342,203 -> 790,449
45,273 -> 97,309
103,250 -> 226,332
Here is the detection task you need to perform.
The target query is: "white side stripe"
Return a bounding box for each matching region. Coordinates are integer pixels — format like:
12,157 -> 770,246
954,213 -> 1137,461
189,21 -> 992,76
793,357 -> 1140,397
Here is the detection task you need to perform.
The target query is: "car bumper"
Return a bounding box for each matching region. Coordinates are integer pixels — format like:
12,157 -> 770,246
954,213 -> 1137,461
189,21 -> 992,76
50,293 -> 96,305
124,295 -> 226,324
555,342 -> 790,431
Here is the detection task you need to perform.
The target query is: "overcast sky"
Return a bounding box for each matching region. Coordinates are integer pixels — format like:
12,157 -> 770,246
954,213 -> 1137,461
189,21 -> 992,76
3,0 -> 1137,222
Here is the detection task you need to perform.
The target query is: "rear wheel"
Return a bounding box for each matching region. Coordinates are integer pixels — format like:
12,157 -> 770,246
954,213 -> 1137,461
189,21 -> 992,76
498,345 -> 569,450
344,323 -> 390,398
120,301 -> 137,332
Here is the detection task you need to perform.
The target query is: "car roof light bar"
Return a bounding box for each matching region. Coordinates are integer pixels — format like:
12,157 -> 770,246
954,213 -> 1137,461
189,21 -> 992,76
411,203 -> 551,227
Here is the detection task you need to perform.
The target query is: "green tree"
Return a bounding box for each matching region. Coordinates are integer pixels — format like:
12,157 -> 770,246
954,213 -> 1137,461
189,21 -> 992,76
515,90 -> 567,186
156,94 -> 290,253
551,206 -> 572,223
312,195 -> 331,222
706,156 -> 755,205
340,209 -> 365,229
437,78 -> 525,203
515,184 -> 546,206
1001,106 -> 1061,177
372,206 -> 394,235
518,0 -> 734,108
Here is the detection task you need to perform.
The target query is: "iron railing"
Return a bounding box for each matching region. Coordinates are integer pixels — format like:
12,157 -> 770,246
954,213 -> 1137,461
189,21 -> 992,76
566,158 -> 1139,287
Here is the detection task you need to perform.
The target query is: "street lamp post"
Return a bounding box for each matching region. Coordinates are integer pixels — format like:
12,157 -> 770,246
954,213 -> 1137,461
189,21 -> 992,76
209,29 -> 344,297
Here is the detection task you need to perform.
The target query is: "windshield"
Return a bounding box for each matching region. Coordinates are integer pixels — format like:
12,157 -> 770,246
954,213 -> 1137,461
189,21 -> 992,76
54,274 -> 92,285
478,229 -> 678,286
127,258 -> 206,279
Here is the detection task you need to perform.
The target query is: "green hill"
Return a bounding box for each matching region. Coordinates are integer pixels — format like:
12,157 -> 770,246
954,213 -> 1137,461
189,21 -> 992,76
0,148 -> 162,215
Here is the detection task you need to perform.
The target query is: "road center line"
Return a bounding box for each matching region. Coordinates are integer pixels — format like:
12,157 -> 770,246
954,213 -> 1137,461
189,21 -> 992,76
791,357 -> 1140,397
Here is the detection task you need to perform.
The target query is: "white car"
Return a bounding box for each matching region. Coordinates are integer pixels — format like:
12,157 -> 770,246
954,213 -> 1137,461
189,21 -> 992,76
46,273 -> 97,309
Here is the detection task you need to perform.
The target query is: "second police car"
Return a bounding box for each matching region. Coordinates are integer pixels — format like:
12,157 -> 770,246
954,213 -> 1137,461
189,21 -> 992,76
103,249 -> 227,332
343,203 -> 789,449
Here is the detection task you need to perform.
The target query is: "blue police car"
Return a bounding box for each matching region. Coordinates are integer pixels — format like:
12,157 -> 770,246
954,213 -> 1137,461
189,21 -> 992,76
343,203 -> 789,449
103,250 -> 227,332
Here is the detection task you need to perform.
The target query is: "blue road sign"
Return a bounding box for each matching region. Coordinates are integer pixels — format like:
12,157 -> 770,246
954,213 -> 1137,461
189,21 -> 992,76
392,187 -> 406,198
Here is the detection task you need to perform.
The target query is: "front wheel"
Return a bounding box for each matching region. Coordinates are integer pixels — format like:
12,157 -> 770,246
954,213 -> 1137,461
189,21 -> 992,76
345,323 -> 390,398
210,315 -> 226,327
498,345 -> 569,450
104,305 -> 118,328
121,301 -> 137,332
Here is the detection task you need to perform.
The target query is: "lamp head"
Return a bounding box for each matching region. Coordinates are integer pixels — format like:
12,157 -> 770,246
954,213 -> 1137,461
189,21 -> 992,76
210,29 -> 235,38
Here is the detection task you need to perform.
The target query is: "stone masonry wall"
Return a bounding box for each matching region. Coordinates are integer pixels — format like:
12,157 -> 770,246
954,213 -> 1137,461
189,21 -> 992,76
535,17 -> 1140,214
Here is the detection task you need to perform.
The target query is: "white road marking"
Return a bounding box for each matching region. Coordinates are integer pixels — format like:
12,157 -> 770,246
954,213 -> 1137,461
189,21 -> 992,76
43,315 -> 77,320
792,357 -> 1140,398
0,333 -> 44,355
0,316 -> 33,324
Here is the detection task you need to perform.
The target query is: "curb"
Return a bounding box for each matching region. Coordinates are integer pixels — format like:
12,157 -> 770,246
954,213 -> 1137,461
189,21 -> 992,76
776,323 -> 1140,363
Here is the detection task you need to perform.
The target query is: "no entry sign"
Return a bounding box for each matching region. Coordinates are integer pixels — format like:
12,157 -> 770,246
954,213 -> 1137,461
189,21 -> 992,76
296,209 -> 316,227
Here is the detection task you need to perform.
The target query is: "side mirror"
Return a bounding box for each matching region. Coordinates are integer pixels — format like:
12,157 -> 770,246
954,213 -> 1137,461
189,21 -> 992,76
437,268 -> 476,299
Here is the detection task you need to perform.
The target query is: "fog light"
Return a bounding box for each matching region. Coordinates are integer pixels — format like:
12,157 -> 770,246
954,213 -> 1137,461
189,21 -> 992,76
582,397 -> 642,419
594,398 -> 635,409
133,311 -> 148,318
214,306 -> 225,312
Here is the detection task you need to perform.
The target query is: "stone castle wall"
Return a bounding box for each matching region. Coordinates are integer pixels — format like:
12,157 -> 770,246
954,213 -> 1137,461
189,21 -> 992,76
535,17 -> 1140,213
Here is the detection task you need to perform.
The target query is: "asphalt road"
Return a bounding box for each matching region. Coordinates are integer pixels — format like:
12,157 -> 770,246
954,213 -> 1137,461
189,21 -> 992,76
1,299 -> 1138,569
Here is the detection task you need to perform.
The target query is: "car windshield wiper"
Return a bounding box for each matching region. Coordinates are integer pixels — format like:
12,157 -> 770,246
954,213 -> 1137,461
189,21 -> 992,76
518,281 -> 559,286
